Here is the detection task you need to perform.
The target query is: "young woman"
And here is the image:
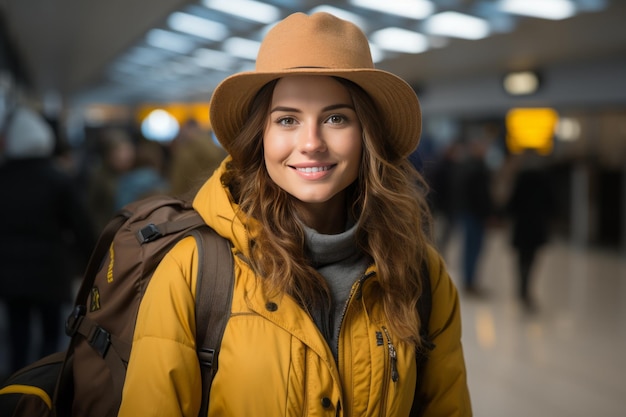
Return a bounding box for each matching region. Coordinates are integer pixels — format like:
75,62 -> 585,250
118,12 -> 472,417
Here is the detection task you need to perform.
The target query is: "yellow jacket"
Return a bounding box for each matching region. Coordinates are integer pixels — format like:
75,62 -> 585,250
118,160 -> 472,417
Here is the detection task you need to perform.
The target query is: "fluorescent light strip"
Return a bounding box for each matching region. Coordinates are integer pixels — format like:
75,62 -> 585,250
122,47 -> 167,66
169,59 -> 204,76
222,37 -> 262,61
350,0 -> 434,20
201,0 -> 280,24
146,29 -> 196,54
424,11 -> 490,40
498,0 -> 576,20
371,27 -> 428,54
167,12 -> 229,41
193,48 -> 236,71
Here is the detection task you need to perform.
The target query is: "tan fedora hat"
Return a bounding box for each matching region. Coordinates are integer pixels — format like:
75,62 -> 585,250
209,12 -> 421,158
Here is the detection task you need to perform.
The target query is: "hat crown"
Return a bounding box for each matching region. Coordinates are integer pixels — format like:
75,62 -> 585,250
256,12 -> 374,72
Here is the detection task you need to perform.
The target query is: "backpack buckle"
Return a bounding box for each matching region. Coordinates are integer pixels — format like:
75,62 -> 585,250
89,326 -> 111,358
137,223 -> 162,243
197,347 -> 216,368
65,305 -> 86,337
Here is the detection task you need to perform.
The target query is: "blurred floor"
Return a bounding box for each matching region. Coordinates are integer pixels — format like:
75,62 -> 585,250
443,225 -> 626,417
1,226 -> 626,416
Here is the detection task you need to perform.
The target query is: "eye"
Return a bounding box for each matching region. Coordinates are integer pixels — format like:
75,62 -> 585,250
326,114 -> 346,125
277,116 -> 297,126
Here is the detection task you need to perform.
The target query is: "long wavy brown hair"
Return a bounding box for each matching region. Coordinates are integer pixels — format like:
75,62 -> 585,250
221,76 -> 433,347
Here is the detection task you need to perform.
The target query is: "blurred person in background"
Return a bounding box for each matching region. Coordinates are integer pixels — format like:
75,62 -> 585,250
115,137 -> 169,209
427,140 -> 466,252
505,150 -> 555,312
0,105 -> 96,374
86,127 -> 135,234
168,119 -> 227,199
459,138 -> 494,297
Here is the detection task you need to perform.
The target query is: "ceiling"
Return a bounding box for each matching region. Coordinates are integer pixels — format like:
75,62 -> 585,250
1,0 -> 625,108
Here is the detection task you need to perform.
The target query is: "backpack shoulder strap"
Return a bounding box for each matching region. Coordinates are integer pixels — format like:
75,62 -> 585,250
191,227 -> 234,417
54,211 -> 130,416
71,210 -> 130,308
410,259 -> 434,417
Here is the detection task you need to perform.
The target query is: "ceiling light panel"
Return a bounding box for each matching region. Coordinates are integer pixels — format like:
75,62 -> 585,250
371,27 -> 429,54
120,47 -> 169,66
146,29 -> 196,54
222,37 -> 262,61
167,12 -> 229,41
497,0 -> 577,20
201,0 -> 281,24
235,61 -> 256,73
503,70 -> 541,95
424,11 -> 491,40
350,0 -> 435,20
472,1 -> 517,33
168,57 -> 207,76
193,48 -> 237,71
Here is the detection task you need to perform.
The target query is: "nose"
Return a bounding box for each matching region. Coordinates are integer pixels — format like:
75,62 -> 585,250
298,124 -> 327,153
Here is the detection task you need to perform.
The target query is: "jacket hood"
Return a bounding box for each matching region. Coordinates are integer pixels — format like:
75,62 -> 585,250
192,157 -> 251,257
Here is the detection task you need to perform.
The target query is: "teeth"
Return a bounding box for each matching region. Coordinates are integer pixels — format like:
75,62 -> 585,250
297,166 -> 330,173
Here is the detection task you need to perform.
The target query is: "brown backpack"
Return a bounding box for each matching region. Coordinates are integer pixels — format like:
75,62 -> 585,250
0,195 -> 234,417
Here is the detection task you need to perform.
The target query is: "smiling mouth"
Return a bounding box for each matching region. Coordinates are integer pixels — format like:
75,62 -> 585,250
293,165 -> 334,173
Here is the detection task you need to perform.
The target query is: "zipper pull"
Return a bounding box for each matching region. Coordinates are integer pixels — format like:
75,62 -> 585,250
382,327 -> 399,382
389,343 -> 399,382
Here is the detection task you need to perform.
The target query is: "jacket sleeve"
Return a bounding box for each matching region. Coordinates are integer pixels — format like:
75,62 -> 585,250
118,237 -> 202,417
420,247 -> 473,417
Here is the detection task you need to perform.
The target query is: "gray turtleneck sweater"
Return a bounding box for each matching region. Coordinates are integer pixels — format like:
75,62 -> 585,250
302,222 -> 370,360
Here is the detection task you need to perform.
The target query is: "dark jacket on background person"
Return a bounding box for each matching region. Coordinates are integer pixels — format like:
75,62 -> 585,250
507,163 -> 555,251
0,108 -> 96,303
460,154 -> 493,221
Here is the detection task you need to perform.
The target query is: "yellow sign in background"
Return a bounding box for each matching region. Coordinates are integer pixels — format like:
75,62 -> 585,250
506,108 -> 558,155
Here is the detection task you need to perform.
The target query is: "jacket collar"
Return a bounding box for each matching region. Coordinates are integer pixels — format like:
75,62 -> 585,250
192,157 -> 252,257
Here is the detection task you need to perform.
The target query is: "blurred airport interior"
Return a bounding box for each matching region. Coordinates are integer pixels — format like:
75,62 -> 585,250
1,0 -> 626,416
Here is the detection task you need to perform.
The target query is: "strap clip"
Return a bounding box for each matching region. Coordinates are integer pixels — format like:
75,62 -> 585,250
65,305 -> 86,337
137,223 -> 161,243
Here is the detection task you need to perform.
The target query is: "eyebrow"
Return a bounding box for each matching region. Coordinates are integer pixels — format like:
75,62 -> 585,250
270,103 -> 355,113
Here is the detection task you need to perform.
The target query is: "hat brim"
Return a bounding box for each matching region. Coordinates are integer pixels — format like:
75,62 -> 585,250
209,67 -> 421,158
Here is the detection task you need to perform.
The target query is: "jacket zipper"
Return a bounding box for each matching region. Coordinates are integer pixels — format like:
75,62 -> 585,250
382,327 -> 399,383
334,271 -> 374,356
333,271 -> 374,415
379,326 -> 398,417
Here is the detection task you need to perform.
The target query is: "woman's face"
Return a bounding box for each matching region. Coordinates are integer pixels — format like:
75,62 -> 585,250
263,75 -> 362,212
